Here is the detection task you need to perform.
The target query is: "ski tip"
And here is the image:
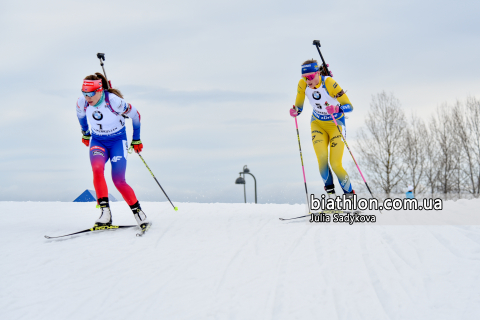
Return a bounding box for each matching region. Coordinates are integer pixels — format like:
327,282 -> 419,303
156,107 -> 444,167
44,235 -> 51,239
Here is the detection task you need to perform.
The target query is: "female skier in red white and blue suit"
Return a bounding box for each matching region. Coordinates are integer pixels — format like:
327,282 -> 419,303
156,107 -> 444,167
76,73 -> 149,228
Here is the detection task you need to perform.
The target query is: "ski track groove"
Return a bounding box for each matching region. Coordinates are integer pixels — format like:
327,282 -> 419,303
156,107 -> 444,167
267,225 -> 313,320
311,227 -> 341,320
335,227 -> 369,320
422,225 -> 480,260
378,228 -> 431,319
375,227 -> 437,318
154,215 -> 178,249
213,218 -> 271,300
359,226 -> 392,320
417,225 -> 480,319
453,225 -> 480,246
377,228 -> 417,270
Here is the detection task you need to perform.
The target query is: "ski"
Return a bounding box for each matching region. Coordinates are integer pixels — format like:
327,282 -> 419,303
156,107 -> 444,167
44,225 -> 138,239
279,210 -> 363,221
136,222 -> 152,237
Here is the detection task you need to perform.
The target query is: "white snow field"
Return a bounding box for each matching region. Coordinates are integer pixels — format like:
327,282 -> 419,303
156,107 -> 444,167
1,200 -> 480,320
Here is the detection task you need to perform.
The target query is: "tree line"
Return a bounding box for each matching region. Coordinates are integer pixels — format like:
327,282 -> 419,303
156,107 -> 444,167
351,91 -> 480,199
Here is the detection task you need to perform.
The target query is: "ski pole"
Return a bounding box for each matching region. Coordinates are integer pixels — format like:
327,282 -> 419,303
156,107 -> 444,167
130,148 -> 179,211
327,107 -> 380,211
292,109 -> 311,214
96,53 -> 112,89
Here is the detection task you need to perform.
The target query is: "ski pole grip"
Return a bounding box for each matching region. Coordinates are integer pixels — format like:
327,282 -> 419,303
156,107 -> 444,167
97,53 -> 106,61
312,40 -> 321,47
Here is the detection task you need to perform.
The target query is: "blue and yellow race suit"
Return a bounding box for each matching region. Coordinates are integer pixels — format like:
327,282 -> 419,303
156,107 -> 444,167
294,75 -> 354,193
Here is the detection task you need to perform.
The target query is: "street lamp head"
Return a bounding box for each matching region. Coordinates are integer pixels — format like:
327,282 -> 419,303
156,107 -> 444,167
235,175 -> 245,185
243,165 -> 250,173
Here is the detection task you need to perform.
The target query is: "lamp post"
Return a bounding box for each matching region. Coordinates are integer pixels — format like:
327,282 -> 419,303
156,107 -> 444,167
235,174 -> 246,203
235,165 -> 257,204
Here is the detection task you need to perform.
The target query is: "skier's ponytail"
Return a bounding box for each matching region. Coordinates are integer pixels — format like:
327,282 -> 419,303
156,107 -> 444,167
84,73 -> 124,98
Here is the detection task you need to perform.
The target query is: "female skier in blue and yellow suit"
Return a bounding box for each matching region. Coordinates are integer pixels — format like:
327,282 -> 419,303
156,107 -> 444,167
291,60 -> 355,195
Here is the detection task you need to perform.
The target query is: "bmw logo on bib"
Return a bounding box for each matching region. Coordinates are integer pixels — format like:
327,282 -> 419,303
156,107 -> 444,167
313,91 -> 321,100
93,110 -> 103,121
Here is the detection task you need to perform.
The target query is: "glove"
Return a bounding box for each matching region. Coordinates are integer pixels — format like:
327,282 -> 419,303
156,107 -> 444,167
325,104 -> 339,115
290,106 -> 298,117
82,130 -> 91,147
131,139 -> 143,153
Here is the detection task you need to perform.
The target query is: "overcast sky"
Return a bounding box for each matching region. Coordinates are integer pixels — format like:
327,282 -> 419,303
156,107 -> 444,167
1,0 -> 479,204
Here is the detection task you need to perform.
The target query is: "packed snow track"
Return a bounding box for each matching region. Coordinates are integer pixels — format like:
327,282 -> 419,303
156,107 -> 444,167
1,201 -> 479,320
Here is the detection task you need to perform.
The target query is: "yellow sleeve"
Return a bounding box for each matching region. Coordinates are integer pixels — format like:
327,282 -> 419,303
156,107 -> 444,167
294,78 -> 307,113
324,77 -> 353,110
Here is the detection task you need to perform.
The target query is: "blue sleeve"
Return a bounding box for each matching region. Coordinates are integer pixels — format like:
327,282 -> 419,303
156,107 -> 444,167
117,99 -> 141,141
132,114 -> 141,140
76,98 -> 89,132
340,104 -> 353,113
78,116 -> 89,132
297,105 -> 304,116
127,106 -> 141,140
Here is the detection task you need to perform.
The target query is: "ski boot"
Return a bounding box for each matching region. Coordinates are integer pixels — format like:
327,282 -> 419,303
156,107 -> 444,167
344,190 -> 356,200
342,191 -> 359,213
130,202 -> 151,233
324,184 -> 336,198
320,184 -> 342,213
95,197 -> 112,226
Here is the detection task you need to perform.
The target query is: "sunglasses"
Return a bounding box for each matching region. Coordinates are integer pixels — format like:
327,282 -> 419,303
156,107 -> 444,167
302,73 -> 317,81
82,89 -> 100,98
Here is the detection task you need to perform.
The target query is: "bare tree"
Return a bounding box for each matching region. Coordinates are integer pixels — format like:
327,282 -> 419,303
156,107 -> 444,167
354,94 -> 479,199
357,92 -> 406,197
451,100 -> 475,194
402,114 -> 427,194
423,127 -> 439,196
448,97 -> 480,196
429,105 -> 459,196
464,97 -> 480,196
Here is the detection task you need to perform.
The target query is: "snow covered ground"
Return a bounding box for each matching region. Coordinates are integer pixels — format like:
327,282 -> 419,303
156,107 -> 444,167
1,200 -> 480,320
